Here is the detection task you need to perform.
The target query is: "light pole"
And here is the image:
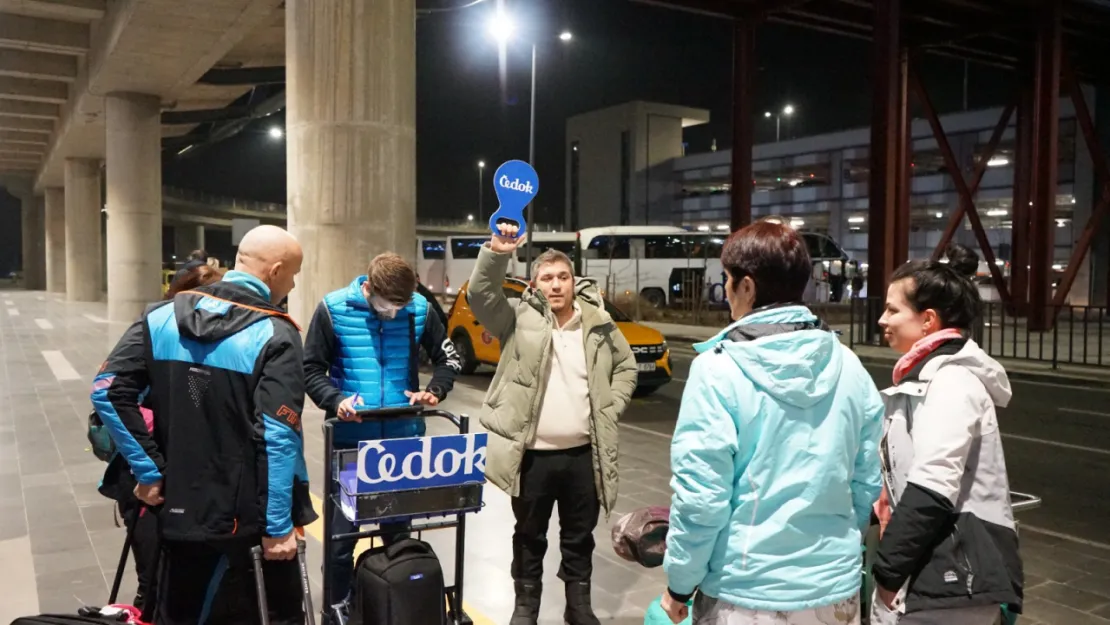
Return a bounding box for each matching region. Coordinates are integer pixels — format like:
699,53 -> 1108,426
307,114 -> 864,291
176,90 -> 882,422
764,104 -> 795,142
489,9 -> 572,278
476,160 -> 486,223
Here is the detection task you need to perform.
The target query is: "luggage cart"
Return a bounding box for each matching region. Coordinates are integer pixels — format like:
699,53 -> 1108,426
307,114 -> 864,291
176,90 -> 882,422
1002,491 -> 1042,625
321,406 -> 484,625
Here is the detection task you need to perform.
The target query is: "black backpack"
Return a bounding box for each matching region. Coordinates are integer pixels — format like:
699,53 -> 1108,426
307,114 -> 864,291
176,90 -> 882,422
348,538 -> 446,625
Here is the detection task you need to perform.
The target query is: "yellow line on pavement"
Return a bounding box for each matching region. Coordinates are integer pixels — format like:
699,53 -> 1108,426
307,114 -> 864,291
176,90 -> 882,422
304,493 -> 496,625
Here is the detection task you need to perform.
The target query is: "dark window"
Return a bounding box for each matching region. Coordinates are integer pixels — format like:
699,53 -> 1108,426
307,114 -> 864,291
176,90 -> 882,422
570,140 -> 580,230
421,240 -> 446,259
620,131 -> 631,226
587,236 -> 630,259
644,236 -> 688,259
450,238 -> 484,260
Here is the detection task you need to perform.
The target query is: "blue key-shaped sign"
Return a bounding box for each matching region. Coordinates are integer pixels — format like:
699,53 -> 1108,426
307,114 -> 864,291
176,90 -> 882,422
489,159 -> 539,238
354,433 -> 488,494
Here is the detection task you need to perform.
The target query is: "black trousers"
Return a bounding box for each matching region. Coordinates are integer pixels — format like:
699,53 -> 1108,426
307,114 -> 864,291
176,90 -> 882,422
511,445 -> 600,583
155,539 -> 303,625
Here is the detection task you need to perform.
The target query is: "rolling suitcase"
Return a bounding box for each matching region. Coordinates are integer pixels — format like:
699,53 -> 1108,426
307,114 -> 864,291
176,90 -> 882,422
347,538 -> 446,625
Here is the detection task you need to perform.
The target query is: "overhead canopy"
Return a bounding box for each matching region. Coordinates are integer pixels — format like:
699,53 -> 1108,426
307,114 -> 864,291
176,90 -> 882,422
633,0 -> 1110,79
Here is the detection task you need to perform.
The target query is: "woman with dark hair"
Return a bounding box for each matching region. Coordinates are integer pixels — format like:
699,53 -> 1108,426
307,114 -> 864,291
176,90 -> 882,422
871,260 -> 1022,624
660,220 -> 884,624
944,243 -> 979,279
165,263 -> 223,299
99,262 -> 222,610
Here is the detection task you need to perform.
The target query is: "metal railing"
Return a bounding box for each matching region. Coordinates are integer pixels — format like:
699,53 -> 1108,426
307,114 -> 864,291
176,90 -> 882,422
848,296 -> 1110,369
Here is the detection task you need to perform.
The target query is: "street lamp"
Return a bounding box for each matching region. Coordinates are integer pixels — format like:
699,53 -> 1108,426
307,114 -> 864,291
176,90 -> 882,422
764,104 -> 795,142
488,10 -> 572,277
476,160 -> 486,222
268,126 -> 283,140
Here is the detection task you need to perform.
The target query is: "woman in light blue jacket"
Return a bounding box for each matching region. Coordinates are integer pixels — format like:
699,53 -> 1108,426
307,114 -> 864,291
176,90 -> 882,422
661,220 -> 884,624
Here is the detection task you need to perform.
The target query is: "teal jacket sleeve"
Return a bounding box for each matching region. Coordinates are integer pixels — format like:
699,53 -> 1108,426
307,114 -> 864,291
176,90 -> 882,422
663,354 -> 739,600
852,379 -> 885,532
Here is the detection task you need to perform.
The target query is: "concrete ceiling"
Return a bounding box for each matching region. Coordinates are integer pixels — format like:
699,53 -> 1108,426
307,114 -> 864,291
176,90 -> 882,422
0,0 -> 285,187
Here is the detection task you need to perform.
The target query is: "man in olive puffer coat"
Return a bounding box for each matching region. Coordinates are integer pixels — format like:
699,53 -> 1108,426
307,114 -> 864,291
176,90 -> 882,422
468,224 -> 638,625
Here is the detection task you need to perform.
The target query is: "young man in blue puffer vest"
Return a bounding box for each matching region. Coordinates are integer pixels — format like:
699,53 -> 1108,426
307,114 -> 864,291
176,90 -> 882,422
303,252 -> 462,606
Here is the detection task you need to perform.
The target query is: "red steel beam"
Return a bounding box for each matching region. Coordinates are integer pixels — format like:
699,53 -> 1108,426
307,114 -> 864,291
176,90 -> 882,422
729,20 -> 755,231
1010,65 -> 1034,314
1051,58 -> 1110,310
909,67 -> 1013,306
930,102 -> 1015,259
894,49 -> 912,267
867,0 -> 901,302
1028,0 -> 1061,331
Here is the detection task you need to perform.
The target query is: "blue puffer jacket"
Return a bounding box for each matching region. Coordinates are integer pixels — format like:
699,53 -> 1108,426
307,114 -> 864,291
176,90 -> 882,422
663,305 -> 884,612
319,276 -> 427,445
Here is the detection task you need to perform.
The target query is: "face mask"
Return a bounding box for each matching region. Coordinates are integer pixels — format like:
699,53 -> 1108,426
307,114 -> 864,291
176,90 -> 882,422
369,294 -> 401,319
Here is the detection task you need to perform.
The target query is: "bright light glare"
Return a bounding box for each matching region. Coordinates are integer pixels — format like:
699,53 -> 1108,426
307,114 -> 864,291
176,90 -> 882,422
268,126 -> 283,139
935,212 -> 944,219
764,111 -> 772,118
790,218 -> 805,228
488,10 -> 515,45
986,209 -> 1008,217
478,160 -> 486,168
848,216 -> 866,223
467,214 -> 475,221
716,224 -> 729,230
783,104 -> 796,116
697,225 -> 710,232
987,157 -> 1009,167
559,31 -> 573,42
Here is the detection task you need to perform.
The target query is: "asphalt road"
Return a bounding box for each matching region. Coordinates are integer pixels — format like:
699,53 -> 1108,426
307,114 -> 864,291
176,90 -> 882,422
451,342 -> 1110,546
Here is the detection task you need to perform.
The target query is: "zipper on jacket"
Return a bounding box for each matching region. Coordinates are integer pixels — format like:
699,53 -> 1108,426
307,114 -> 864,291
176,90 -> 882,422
379,324 -> 386,409
589,330 -> 606,512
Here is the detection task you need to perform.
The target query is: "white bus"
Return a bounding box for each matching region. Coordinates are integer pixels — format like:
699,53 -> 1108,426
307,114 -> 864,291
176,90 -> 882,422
445,231 -> 580,294
512,231 -> 579,278
578,226 -> 848,307
415,237 -> 447,294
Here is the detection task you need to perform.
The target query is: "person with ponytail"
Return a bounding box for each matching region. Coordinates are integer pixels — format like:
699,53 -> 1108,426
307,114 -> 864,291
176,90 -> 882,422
871,258 -> 1023,624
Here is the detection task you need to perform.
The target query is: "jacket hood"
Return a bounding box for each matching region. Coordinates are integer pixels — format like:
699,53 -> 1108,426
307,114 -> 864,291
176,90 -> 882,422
174,281 -> 295,343
922,339 -> 1012,408
695,305 -> 842,409
344,275 -> 370,309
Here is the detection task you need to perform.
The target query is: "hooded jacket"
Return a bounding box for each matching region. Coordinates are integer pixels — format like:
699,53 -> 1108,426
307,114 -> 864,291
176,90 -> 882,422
873,338 -> 1023,614
663,305 -> 884,612
91,274 -> 315,543
303,275 -> 461,446
467,245 -> 638,514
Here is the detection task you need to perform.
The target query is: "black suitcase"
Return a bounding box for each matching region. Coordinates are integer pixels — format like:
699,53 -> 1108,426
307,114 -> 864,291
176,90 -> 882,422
348,538 -> 446,625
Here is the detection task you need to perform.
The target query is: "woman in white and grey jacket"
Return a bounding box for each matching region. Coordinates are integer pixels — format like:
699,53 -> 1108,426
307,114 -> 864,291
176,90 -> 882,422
872,257 -> 1023,625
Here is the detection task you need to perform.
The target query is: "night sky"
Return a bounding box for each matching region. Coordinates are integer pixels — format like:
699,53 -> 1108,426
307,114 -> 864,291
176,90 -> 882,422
4,0 -> 1014,273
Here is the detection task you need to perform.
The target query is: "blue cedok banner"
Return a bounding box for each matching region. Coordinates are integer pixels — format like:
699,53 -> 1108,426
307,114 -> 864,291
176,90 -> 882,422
488,159 -> 539,238
350,433 -> 488,495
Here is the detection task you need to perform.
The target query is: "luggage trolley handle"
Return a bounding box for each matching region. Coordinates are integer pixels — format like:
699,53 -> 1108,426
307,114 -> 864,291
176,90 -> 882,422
250,541 -> 316,625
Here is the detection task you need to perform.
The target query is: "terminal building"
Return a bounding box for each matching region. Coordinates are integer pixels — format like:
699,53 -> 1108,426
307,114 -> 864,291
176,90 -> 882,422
565,97 -> 1108,305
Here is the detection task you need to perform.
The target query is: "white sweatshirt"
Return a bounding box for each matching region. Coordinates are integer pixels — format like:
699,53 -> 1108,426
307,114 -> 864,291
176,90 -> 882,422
530,304 -> 592,450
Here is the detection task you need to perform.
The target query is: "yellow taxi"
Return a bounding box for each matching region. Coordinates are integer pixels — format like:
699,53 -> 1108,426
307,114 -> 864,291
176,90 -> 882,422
447,278 -> 672,395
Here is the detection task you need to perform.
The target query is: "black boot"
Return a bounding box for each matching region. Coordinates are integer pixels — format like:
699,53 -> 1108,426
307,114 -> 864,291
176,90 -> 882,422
564,581 -> 601,625
510,581 -> 542,625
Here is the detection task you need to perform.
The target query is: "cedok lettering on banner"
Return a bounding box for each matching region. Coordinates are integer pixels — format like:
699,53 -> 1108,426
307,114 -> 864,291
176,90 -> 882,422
355,433 -> 488,494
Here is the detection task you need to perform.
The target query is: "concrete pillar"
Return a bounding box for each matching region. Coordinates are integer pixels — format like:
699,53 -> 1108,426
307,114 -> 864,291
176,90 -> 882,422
105,93 -> 162,323
20,195 -> 45,290
173,224 -> 205,259
44,187 -> 66,293
65,159 -> 103,302
286,0 -> 417,325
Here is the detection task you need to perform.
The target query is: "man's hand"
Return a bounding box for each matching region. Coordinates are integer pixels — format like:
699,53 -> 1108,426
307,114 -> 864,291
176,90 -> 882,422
490,223 -> 524,254
262,531 -> 298,561
134,481 -> 164,506
337,394 -> 364,422
660,592 -> 689,624
405,390 -> 439,407
877,585 -> 899,610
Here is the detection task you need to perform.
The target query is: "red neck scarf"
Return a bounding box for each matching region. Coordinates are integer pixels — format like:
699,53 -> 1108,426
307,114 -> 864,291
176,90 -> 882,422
892,328 -> 965,385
